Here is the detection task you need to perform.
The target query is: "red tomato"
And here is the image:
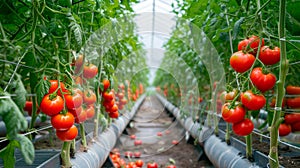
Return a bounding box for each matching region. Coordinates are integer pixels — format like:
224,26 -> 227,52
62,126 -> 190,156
130,134 -> 136,140
230,51 -> 255,73
48,80 -> 67,96
120,98 -> 128,105
167,165 -> 177,168
109,111 -> 119,118
147,162 -> 158,168
110,154 -> 119,162
135,160 -> 144,167
75,109 -> 87,123
83,63 -> 98,79
117,92 -> 124,99
103,99 -> 115,109
75,54 -> 84,69
69,106 -> 82,118
238,35 -> 265,53
221,102 -> 246,124
133,151 -> 141,158
291,122 -> 300,132
64,92 -> 83,110
250,67 -> 276,92
102,91 -> 114,101
284,113 -> 300,125
51,112 -> 75,131
86,105 -> 95,119
240,90 -> 266,110
56,125 -> 78,141
108,104 -> 118,113
127,162 -> 137,168
83,89 -> 96,105
119,83 -> 125,90
232,119 -> 254,136
279,123 -> 292,136
286,85 -> 300,95
286,97 -> 300,108
259,46 -> 280,65
134,139 -> 142,146
24,101 -> 40,116
102,79 -> 110,91
157,132 -> 163,136
172,140 -> 179,145
124,151 -> 133,158
40,94 -> 64,116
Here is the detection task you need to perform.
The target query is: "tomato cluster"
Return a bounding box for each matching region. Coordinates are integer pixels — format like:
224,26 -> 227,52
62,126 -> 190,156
109,148 -> 144,168
101,79 -> 120,118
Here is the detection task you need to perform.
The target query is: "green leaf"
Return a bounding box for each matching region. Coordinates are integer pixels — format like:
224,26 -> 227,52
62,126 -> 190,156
0,140 -> 19,168
15,134 -> 35,165
35,79 -> 50,105
233,17 -> 244,40
68,13 -> 83,47
11,74 -> 26,111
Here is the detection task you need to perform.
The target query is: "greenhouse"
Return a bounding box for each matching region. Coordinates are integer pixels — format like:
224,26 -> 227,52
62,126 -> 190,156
0,0 -> 299,168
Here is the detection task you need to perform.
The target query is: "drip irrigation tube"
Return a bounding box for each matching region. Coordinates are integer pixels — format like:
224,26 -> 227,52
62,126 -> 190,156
156,94 -> 257,168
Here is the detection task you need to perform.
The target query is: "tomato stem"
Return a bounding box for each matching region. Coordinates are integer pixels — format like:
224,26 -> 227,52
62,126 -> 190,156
79,123 -> 88,152
269,0 -> 288,167
61,141 -> 72,168
225,123 -> 231,145
245,111 -> 253,160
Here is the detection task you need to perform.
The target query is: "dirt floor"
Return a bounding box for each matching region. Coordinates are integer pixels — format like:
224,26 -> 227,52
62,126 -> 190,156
113,96 -> 213,168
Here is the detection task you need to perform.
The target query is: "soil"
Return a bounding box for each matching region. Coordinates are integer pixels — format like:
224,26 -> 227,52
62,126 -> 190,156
113,96 -> 213,168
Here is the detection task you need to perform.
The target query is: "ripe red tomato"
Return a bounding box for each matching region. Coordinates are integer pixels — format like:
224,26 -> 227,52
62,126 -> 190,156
117,92 -> 124,99
240,90 -> 266,110
48,80 -> 67,96
69,106 -> 82,118
109,111 -> 119,118
147,162 -> 158,168
120,98 -> 128,105
83,89 -> 96,105
284,113 -> 300,125
75,109 -> 87,123
83,63 -> 98,79
133,151 -> 141,158
259,46 -> 280,65
291,122 -> 300,132
86,105 -> 95,119
24,101 -> 40,116
102,79 -> 110,91
56,125 -> 78,141
40,94 -> 64,116
135,160 -> 144,167
130,134 -> 136,140
250,67 -> 276,92
286,85 -> 300,95
51,112 -> 75,131
127,162 -> 137,168
230,51 -> 255,73
108,104 -> 118,113
75,54 -> 84,68
238,35 -> 265,53
102,91 -> 114,101
279,123 -> 292,136
103,99 -> 115,109
134,139 -> 142,146
232,119 -> 254,136
124,151 -> 133,158
172,140 -> 179,145
64,92 -> 83,110
221,102 -> 246,123
157,132 -> 163,136
286,97 -> 300,108
225,89 -> 238,101
167,165 -> 177,168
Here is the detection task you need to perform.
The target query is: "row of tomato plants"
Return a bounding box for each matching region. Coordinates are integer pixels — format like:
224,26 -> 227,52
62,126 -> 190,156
154,0 -> 300,167
0,0 -> 149,167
